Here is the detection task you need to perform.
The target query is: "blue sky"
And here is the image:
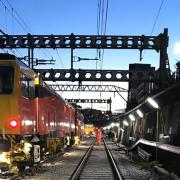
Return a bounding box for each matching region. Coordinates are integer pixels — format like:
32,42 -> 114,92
0,0 -> 180,111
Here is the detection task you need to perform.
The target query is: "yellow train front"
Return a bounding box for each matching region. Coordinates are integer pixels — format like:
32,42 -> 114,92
0,53 -> 84,173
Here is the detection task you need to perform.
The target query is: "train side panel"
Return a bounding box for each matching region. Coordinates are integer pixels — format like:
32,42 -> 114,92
0,54 -> 84,172
18,67 -> 37,135
0,61 -> 20,135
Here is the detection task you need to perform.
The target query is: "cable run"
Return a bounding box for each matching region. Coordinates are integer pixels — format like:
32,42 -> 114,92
142,0 -> 165,59
0,0 -> 53,60
100,0 -> 109,70
55,49 -> 64,69
150,0 -> 165,35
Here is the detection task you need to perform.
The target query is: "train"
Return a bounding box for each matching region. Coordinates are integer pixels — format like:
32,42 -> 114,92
84,124 -> 95,137
0,53 -> 84,172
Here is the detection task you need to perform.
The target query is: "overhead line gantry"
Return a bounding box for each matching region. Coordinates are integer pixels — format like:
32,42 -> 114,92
0,28 -> 171,85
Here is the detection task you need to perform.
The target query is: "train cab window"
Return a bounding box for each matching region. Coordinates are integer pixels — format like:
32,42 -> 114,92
0,66 -> 14,94
29,80 -> 35,99
20,74 -> 35,99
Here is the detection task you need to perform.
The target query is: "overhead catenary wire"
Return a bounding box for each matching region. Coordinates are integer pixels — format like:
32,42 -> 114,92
96,0 -> 101,69
0,0 -> 28,57
150,0 -> 165,36
0,3 -> 22,56
96,0 -> 109,70
0,0 -> 29,33
0,0 -> 53,61
101,0 -> 109,70
96,0 -> 109,104
100,0 -> 105,36
142,0 -> 165,59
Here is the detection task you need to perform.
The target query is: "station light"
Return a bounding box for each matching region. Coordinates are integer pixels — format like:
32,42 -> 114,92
115,123 -> 120,127
123,120 -> 129,126
120,128 -> 124,132
129,114 -> 135,121
136,109 -> 143,118
147,97 -> 159,109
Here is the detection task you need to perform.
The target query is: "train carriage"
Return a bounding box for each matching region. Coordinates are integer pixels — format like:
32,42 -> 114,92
0,53 -> 84,172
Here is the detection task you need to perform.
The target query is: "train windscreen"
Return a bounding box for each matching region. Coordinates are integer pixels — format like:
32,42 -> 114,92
0,66 -> 14,94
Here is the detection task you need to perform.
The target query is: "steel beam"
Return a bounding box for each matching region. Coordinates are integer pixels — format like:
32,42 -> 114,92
36,69 -> 158,82
49,84 -> 127,92
0,29 -> 168,50
65,99 -> 111,104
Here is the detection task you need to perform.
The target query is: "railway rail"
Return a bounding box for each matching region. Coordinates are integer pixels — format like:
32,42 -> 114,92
70,138 -> 122,180
5,138 -> 154,180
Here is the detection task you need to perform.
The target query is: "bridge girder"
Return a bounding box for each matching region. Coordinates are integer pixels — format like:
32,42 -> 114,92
0,30 -> 167,50
65,98 -> 111,104
49,84 -> 128,92
36,69 -> 158,82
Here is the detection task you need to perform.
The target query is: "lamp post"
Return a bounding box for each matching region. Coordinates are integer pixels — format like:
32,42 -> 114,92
147,97 -> 159,161
136,109 -> 143,118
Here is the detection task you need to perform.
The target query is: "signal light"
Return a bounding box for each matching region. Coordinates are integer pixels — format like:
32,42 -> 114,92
8,118 -> 18,128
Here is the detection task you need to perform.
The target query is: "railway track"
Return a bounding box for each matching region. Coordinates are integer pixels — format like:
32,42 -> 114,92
70,138 -> 122,180
6,138 -> 153,180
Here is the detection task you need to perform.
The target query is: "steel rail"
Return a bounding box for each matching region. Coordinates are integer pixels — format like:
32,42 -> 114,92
103,138 -> 123,180
69,139 -> 95,180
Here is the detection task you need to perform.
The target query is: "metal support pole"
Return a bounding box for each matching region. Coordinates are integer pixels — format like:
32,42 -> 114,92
28,48 -> 31,68
31,48 -> 34,69
71,48 -> 73,69
109,97 -> 112,113
156,109 -> 159,142
117,125 -> 120,141
156,109 -> 159,161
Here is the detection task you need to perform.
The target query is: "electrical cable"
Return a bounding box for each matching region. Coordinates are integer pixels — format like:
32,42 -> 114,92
100,0 -> 109,70
55,49 -> 64,69
96,0 -> 102,69
0,3 -> 22,56
150,0 -> 165,36
104,0 -> 109,36
0,0 -> 53,60
142,0 -> 165,59
100,0 -> 105,36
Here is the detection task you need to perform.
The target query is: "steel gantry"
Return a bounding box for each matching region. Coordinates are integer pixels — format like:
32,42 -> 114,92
49,84 -> 128,102
0,31 -> 166,50
65,98 -> 111,104
65,98 -> 112,113
49,84 -> 127,92
37,69 -> 157,82
0,28 -> 171,84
